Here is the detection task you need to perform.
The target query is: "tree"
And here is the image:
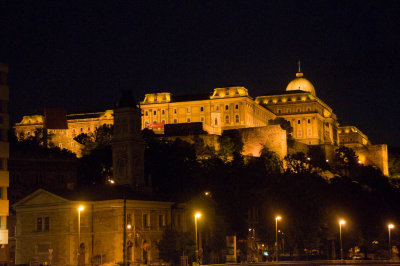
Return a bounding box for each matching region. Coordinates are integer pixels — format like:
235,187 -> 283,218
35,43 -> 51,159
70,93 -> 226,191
334,146 -> 359,176
74,124 -> 113,156
157,228 -> 195,264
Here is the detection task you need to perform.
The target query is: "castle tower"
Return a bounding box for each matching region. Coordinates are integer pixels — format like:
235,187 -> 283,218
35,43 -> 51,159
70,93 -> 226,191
112,91 -> 145,188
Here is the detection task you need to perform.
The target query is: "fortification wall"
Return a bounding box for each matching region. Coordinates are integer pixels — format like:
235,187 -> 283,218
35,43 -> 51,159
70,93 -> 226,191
237,125 -> 287,159
352,144 -> 389,176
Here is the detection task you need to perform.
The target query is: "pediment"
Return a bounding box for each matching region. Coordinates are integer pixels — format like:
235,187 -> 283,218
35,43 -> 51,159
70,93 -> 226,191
13,189 -> 69,208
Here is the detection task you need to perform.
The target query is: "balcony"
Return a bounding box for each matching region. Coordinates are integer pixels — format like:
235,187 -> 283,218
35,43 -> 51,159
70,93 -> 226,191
0,171 -> 8,187
0,200 -> 8,216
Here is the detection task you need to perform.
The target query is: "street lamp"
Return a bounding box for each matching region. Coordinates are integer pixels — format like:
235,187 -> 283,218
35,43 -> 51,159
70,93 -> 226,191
78,206 -> 84,264
388,224 -> 394,259
339,219 -> 345,260
195,212 -> 202,264
275,216 -> 281,262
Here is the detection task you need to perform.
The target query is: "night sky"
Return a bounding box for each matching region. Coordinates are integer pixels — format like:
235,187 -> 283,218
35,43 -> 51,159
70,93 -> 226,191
1,1 -> 399,147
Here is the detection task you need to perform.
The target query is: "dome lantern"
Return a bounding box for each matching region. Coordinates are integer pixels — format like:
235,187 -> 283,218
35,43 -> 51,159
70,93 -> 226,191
286,61 -> 316,96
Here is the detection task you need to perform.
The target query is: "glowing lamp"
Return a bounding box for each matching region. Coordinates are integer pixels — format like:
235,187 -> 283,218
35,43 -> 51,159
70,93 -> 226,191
276,216 -> 281,221
195,213 -> 201,218
339,220 -> 345,225
127,224 -> 132,229
78,206 -> 84,212
388,224 -> 394,229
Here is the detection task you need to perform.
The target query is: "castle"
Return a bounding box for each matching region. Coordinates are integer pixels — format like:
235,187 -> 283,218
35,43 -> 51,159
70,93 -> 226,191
14,64 -> 389,175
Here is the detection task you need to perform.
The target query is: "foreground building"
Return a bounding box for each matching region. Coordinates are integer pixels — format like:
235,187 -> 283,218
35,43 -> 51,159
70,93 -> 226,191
0,63 -> 9,262
14,93 -> 215,265
13,64 -> 388,175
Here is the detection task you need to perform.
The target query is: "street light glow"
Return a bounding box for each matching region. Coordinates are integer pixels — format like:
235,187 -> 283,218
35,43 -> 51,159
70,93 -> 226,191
195,212 -> 201,218
276,216 -> 281,221
339,219 -> 345,225
78,206 -> 84,212
127,224 -> 132,229
388,224 -> 394,229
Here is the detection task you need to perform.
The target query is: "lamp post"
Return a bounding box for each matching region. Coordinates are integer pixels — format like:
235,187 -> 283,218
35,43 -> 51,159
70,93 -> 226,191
339,220 -> 345,260
195,212 -> 201,264
388,224 -> 394,260
275,216 -> 281,262
78,206 -> 84,264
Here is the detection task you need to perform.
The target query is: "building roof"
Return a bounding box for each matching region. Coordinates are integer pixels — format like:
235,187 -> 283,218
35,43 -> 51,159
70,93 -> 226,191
172,93 -> 212,102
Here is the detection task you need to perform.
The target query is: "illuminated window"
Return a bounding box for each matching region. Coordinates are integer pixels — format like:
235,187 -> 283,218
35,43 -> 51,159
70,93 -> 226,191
235,104 -> 239,109
187,118 -> 191,123
159,215 -> 166,228
307,119 -> 311,124
297,119 -> 301,124
200,106 -> 204,112
225,115 -> 230,123
145,121 -> 149,127
161,109 -> 165,115
145,111 -> 148,116
143,214 -> 150,228
153,110 -> 157,115
173,109 -> 177,114
173,119 -> 178,124
235,114 -> 239,123
216,105 -> 219,111
200,116 -> 205,122
187,107 -> 191,113
297,129 -> 302,137
307,128 -> 312,136
225,105 -> 229,110
72,129 -> 75,133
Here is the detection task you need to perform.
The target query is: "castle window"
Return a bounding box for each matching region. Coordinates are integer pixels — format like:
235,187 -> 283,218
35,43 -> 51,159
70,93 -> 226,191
95,126 -> 98,130
145,111 -> 148,116
173,119 -> 178,124
145,121 -> 149,127
143,214 -> 150,228
159,215 -> 166,228
173,109 -> 177,114
200,106 -> 204,112
161,109 -> 165,115
200,116 -> 205,122
215,105 -> 219,111
44,217 -> 50,231
297,119 -> 301,124
235,104 -> 239,109
187,107 -> 191,113
308,141 -> 312,145
307,107 -> 311,112
225,115 -> 230,124
153,110 -> 157,115
307,119 -> 311,124
235,114 -> 239,123
278,109 -> 281,114
287,109 -> 291,113
88,127 -> 90,131
297,108 -> 301,112
27,131 -> 31,136
161,119 -> 165,124
187,118 -> 191,123
153,121 -> 157,124
297,129 -> 302,137
80,127 -> 83,132
307,128 -> 312,136
215,118 -> 218,125
225,105 -> 229,110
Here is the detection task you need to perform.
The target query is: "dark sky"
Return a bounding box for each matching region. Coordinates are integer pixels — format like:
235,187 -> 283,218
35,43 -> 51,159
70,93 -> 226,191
1,1 -> 399,147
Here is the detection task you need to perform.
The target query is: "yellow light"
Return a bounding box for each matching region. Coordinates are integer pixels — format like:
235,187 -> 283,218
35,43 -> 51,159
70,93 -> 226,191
127,224 -> 132,229
204,191 -> 210,196
276,216 -> 281,221
78,206 -> 84,212
339,220 -> 345,225
195,212 -> 202,218
388,224 -> 394,229
358,160 -> 362,164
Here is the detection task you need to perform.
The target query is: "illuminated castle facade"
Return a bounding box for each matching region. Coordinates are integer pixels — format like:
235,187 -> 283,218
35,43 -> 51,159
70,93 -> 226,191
14,65 -> 388,175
